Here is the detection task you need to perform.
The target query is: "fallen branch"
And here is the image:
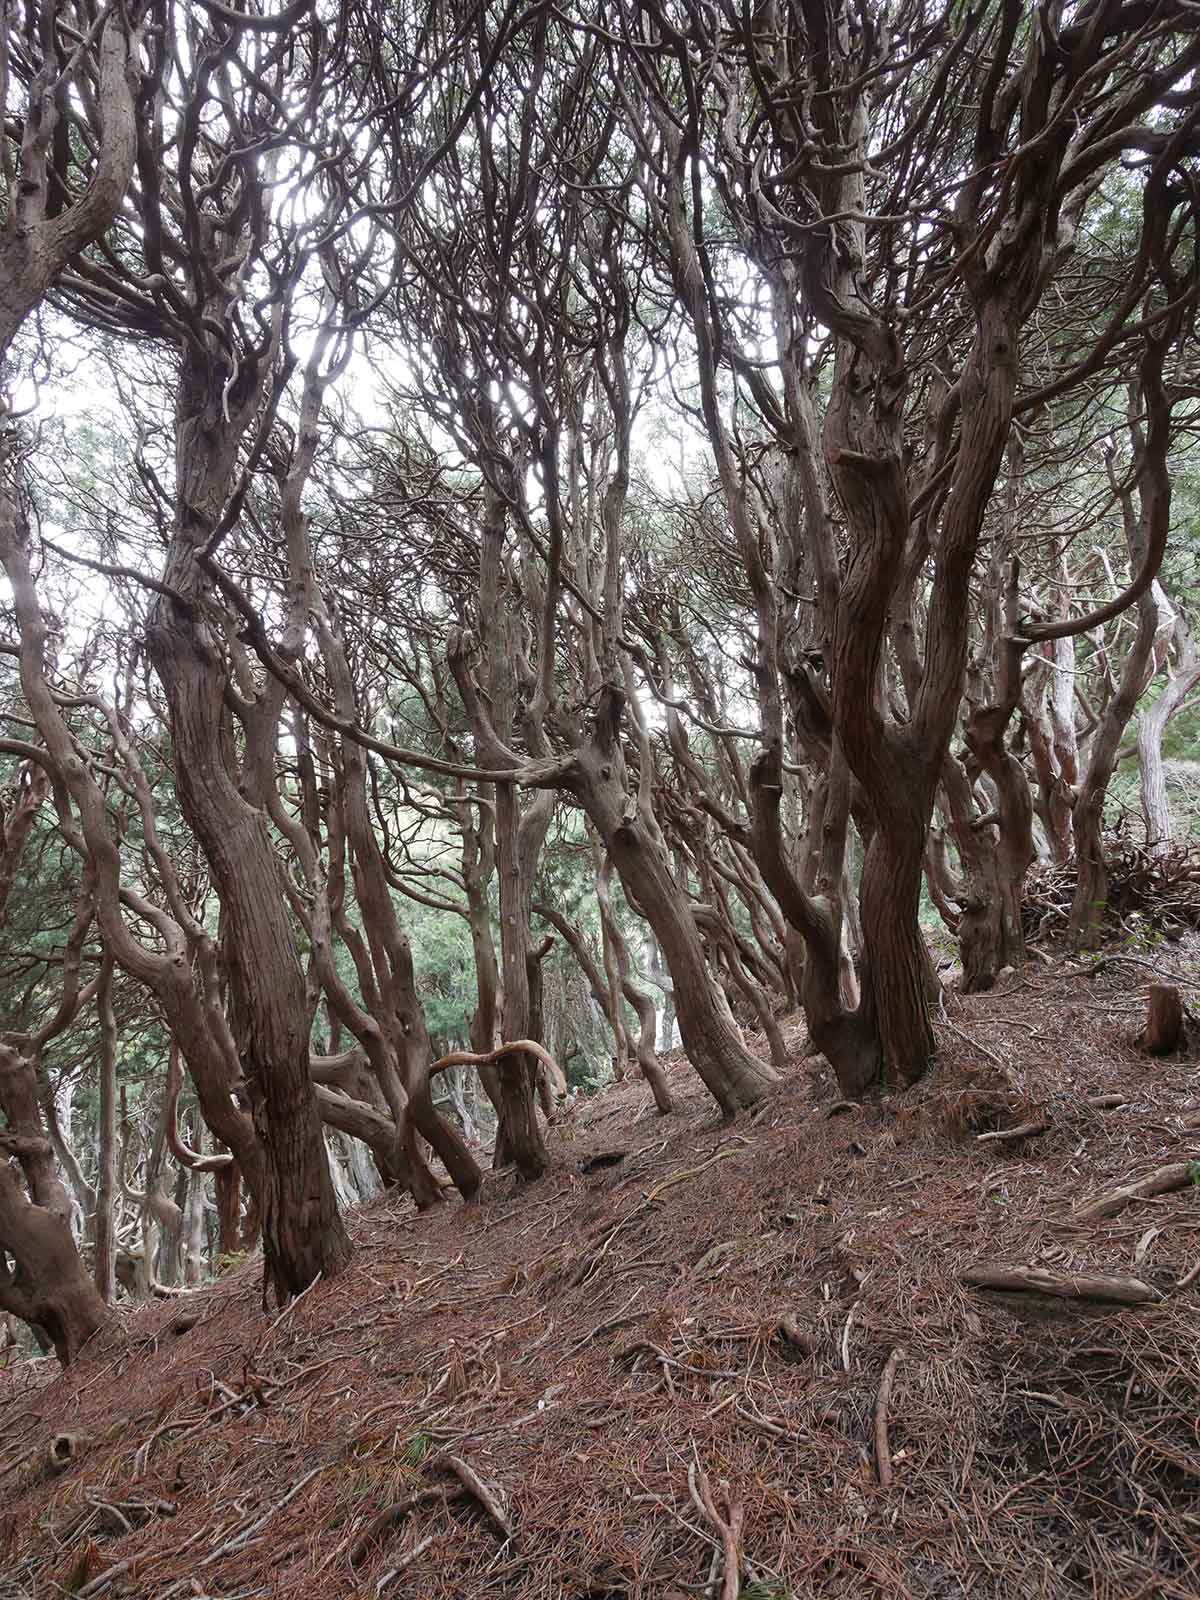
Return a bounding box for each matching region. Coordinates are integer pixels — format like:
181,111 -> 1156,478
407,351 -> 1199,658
688,1455 -> 744,1600
963,1262 -> 1160,1305
873,1347 -> 905,1488
976,1119 -> 1050,1144
1074,1160 -> 1198,1221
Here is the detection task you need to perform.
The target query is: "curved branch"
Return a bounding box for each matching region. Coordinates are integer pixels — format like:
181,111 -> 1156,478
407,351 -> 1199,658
429,1037 -> 564,1084
165,1044 -> 233,1173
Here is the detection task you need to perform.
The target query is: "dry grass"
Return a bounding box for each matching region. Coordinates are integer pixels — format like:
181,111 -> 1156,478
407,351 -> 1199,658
2,948 -> 1199,1599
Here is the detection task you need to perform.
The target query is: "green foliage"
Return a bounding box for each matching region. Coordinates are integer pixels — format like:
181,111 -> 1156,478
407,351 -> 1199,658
399,1430 -> 433,1467
407,899 -> 477,1046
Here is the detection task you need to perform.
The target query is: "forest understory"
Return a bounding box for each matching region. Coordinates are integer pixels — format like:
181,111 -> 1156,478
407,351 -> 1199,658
3,944 -> 1199,1600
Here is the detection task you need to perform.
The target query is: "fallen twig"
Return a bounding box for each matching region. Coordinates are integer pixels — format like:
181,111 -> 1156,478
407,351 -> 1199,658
563,1288 -> 647,1359
376,1534 -> 436,1594
200,1466 -> 326,1567
76,1555 -> 140,1599
977,1119 -> 1049,1144
874,1347 -> 905,1488
777,1314 -> 819,1356
688,1453 -> 744,1600
937,1018 -> 1005,1068
618,1340 -> 742,1380
734,1400 -> 801,1444
644,1144 -> 741,1203
841,1300 -> 860,1373
258,1271 -> 323,1345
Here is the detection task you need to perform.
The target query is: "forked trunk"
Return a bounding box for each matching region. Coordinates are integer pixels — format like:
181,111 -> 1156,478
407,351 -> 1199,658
489,784 -> 551,1176
148,376 -> 351,1298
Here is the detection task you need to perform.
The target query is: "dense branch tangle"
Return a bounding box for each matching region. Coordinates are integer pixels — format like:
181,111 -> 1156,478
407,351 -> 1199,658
0,0 -> 1197,1356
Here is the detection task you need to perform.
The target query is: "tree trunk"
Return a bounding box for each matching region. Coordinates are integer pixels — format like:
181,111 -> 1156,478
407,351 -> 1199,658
595,857 -> 673,1113
146,352 -> 351,1301
1069,409 -> 1165,946
182,1167 -> 206,1287
857,815 -> 935,1084
0,1040 -> 110,1361
1137,608 -> 1199,855
93,954 -> 119,1302
460,484 -> 554,1178
460,795 -> 506,1125
0,1164 -> 108,1365
648,931 -> 675,1052
575,721 -> 777,1116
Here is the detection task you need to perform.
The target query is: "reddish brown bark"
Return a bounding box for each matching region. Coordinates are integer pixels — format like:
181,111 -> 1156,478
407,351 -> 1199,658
0,1045 -> 108,1364
147,345 -> 351,1299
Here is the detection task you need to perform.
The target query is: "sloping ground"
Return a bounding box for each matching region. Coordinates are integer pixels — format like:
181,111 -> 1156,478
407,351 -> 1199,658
2,953 -> 1200,1600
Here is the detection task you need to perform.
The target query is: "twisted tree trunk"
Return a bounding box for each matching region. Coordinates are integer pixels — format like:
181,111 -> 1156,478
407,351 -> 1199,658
0,1044 -> 108,1364
147,348 -> 350,1299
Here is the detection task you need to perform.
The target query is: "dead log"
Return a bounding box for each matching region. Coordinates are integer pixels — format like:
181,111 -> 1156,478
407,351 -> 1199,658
1075,1161 -> 1197,1221
1136,984 -> 1185,1055
963,1262 -> 1160,1305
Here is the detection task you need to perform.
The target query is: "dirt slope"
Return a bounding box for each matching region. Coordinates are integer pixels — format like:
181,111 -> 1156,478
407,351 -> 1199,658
2,955 -> 1199,1599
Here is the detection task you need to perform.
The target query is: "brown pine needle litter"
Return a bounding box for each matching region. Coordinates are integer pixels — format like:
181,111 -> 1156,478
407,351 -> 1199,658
3,954 -> 1200,1599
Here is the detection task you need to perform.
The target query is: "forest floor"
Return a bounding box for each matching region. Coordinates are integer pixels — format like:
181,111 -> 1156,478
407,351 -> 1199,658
3,946 -> 1200,1600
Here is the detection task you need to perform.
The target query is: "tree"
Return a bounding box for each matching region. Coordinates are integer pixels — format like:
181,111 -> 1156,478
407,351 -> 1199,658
613,0 -> 1200,1084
